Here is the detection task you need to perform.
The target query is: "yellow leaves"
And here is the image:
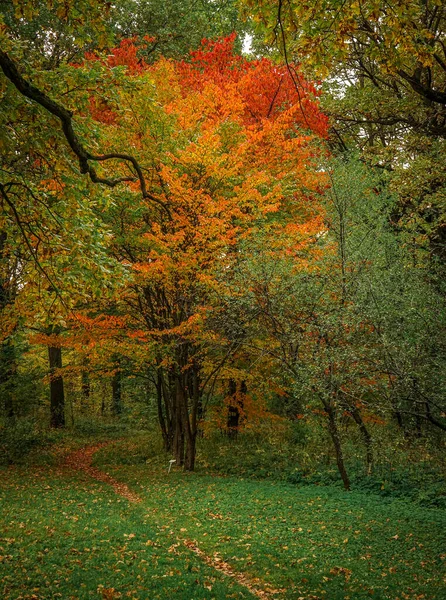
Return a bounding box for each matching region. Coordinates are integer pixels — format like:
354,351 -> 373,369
97,586 -> 119,600
330,566 -> 352,581
12,0 -> 38,21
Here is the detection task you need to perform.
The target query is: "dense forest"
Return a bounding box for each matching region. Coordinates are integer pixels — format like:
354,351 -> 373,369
1,1 -> 445,598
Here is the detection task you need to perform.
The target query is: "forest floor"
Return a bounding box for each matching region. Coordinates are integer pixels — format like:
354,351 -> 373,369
0,437 -> 445,600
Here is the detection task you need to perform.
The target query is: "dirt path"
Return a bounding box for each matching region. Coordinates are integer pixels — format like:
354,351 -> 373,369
64,442 -> 142,504
64,442 -> 284,600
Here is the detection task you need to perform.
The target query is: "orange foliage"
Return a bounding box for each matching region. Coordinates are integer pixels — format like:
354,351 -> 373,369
177,35 -> 328,136
66,35 -> 329,422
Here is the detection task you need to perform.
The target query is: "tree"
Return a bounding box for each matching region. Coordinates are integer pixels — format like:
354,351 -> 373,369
241,0 -> 446,275
47,327 -> 65,428
68,35 -> 328,469
111,0 -> 249,61
220,155 -> 446,487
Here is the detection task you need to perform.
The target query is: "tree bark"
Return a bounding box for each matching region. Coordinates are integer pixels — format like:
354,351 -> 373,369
81,359 -> 90,409
184,429 -> 197,471
0,339 -> 15,420
0,231 -> 15,420
227,379 -> 243,437
173,378 -> 185,466
111,368 -> 122,415
184,367 -> 199,472
325,402 -> 350,490
425,399 -> 446,432
48,344 -> 65,428
156,371 -> 170,451
349,406 -> 374,474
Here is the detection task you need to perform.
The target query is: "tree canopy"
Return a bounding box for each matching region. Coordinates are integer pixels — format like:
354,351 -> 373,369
0,0 -> 445,492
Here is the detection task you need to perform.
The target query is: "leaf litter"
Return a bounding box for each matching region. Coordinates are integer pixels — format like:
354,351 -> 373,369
64,442 -> 284,599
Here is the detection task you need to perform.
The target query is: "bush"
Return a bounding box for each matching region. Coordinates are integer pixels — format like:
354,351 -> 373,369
0,418 -> 58,465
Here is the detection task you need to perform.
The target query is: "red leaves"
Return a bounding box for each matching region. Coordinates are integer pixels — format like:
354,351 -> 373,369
64,443 -> 142,503
85,37 -> 149,75
105,38 -> 147,75
176,35 -> 329,137
185,33 -> 246,85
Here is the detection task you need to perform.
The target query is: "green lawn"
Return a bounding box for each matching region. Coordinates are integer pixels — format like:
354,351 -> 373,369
0,467 -> 254,599
1,437 -> 445,599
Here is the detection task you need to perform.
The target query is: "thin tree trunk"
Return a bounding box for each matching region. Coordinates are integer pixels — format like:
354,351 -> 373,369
156,372 -> 170,451
193,364 -> 204,438
48,345 -> 65,428
162,373 -> 174,451
425,399 -> 446,432
0,339 -> 15,420
173,378 -> 184,466
183,395 -> 196,472
394,409 -> 404,429
0,232 -> 15,420
349,406 -> 374,474
227,378 -> 240,437
67,381 -> 75,427
184,367 -> 200,472
111,359 -> 122,416
184,429 -> 197,471
325,402 -> 350,491
81,359 -> 90,409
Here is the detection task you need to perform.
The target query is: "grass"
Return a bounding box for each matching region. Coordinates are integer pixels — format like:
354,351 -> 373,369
197,425 -> 446,508
0,467 -> 254,599
94,438 -> 446,600
1,431 -> 445,599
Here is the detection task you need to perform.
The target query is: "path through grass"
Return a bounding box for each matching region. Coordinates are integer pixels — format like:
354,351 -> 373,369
1,437 -> 445,599
0,465 -> 257,599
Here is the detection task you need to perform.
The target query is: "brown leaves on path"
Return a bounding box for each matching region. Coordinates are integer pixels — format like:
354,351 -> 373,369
64,442 -> 142,504
63,442 -> 284,599
183,539 -> 285,599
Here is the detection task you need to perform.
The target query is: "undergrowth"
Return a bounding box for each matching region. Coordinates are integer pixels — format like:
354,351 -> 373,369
2,414 -> 445,509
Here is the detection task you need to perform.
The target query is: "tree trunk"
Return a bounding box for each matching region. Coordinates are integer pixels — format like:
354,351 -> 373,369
349,406 -> 374,474
173,378 -> 185,466
81,359 -> 90,409
184,430 -> 197,471
0,231 -> 15,420
156,372 -> 170,451
394,408 -> 404,429
0,339 -> 15,420
48,345 -> 65,428
184,366 -> 200,472
424,399 -> 446,432
227,379 -> 240,437
192,364 -> 204,438
325,402 -> 350,491
162,373 -> 174,451
111,360 -> 122,416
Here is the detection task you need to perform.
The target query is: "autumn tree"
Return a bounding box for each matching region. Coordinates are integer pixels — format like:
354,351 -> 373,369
242,0 -> 446,276
66,35 -> 327,468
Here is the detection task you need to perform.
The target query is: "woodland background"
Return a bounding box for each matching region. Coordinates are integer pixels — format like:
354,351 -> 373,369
1,0 -> 445,498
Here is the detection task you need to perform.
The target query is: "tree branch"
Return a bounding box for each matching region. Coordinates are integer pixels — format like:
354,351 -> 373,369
0,50 -> 171,216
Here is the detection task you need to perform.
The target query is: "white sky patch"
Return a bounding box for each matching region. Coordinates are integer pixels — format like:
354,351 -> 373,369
242,33 -> 253,55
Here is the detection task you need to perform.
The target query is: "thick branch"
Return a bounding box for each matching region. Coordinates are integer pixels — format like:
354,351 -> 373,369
397,67 -> 446,105
0,50 -> 170,214
0,183 -> 69,311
